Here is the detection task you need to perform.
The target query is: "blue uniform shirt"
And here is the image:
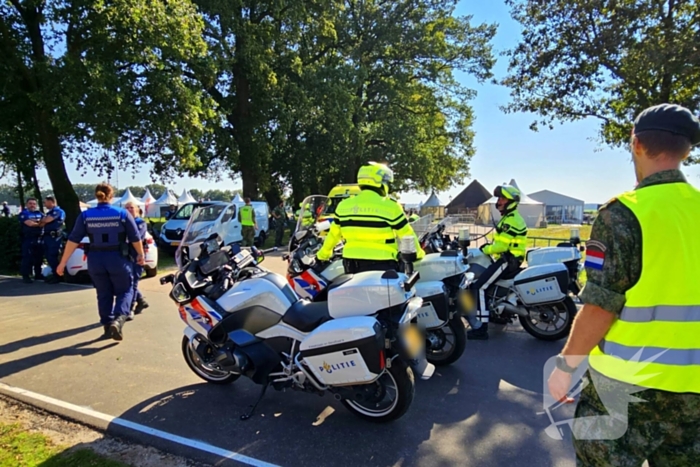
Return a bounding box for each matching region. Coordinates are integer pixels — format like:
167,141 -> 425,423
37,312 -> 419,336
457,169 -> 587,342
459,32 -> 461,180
44,206 -> 66,232
68,203 -> 139,248
134,217 -> 147,241
19,209 -> 43,238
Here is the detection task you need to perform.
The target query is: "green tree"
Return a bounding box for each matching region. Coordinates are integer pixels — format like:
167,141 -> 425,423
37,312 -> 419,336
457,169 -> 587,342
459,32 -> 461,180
275,0 -> 496,203
502,0 -> 700,160
1,0 -> 217,228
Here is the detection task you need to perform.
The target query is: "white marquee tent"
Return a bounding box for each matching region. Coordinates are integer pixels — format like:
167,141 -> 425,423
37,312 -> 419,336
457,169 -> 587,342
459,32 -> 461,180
477,179 -> 545,228
155,189 -> 179,207
141,189 -> 160,218
113,189 -> 145,208
232,193 -> 244,203
177,189 -> 196,205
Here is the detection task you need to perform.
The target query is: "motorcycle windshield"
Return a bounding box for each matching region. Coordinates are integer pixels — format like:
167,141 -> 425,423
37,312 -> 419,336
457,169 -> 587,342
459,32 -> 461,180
289,195 -> 333,251
175,206 -> 221,269
417,216 -> 454,242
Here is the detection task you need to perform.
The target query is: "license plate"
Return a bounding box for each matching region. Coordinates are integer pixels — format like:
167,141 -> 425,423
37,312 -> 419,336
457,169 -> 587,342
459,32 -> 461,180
171,241 -> 180,246
458,289 -> 475,311
402,325 -> 424,358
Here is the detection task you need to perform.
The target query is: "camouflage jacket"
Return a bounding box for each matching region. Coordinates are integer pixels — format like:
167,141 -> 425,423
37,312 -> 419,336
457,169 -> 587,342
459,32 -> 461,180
580,170 -> 688,315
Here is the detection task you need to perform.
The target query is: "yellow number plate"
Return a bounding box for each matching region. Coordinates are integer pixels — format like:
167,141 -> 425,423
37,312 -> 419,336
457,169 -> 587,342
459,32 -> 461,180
171,241 -> 180,246
458,289 -> 475,312
402,325 -> 424,358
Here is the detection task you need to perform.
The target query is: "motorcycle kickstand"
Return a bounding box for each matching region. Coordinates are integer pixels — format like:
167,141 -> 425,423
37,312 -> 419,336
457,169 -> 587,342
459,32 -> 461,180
241,383 -> 270,421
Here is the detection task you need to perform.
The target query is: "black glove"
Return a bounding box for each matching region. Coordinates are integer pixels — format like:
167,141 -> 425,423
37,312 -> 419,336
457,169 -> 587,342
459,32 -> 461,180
479,243 -> 488,252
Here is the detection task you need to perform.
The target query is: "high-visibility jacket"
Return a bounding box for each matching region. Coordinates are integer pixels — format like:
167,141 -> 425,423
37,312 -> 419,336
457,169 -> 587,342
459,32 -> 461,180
589,182 -> 700,393
239,205 -> 255,226
482,210 -> 527,259
317,189 -> 425,262
409,214 -> 420,222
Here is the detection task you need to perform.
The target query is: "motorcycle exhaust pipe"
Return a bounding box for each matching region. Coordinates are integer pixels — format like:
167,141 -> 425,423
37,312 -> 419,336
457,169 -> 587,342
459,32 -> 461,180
501,302 -> 529,317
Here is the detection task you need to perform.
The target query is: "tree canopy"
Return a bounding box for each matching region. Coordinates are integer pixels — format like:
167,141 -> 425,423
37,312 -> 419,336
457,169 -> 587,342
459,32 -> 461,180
502,0 -> 700,161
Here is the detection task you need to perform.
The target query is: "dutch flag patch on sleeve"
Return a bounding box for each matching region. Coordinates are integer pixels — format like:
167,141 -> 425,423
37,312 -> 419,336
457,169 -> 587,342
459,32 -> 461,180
584,240 -> 606,271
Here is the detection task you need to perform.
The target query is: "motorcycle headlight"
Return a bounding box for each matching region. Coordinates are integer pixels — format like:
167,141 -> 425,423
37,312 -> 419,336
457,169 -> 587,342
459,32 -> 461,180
291,258 -> 303,274
459,272 -> 475,289
170,282 -> 190,304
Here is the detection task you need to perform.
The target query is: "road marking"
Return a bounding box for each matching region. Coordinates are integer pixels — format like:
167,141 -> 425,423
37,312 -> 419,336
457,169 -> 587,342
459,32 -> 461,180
0,382 -> 279,467
0,275 -> 93,288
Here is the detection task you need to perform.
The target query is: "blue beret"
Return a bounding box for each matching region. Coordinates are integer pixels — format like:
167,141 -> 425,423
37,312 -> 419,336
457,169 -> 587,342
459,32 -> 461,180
633,104 -> 700,146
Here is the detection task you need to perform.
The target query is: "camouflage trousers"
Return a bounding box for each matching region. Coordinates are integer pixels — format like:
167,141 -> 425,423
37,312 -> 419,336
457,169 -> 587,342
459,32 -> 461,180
241,226 -> 255,247
573,369 -> 700,467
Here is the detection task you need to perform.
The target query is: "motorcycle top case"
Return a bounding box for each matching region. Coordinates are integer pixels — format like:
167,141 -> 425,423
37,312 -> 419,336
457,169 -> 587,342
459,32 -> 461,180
513,263 -> 569,306
526,246 -> 581,267
327,271 -> 413,319
300,316 -> 385,386
413,252 -> 468,282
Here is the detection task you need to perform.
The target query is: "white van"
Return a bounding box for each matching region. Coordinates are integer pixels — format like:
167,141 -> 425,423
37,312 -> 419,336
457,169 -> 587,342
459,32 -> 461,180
159,201 -> 269,251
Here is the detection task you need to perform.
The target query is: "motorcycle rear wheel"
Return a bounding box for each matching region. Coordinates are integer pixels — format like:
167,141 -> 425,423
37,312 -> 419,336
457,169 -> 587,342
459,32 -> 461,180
181,335 -> 240,384
518,296 -> 577,341
426,315 -> 467,366
342,358 -> 414,423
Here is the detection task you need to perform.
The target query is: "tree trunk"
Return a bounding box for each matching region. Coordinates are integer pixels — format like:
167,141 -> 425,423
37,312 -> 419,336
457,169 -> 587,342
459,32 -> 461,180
37,110 -> 80,230
16,166 -> 25,208
30,160 -> 42,211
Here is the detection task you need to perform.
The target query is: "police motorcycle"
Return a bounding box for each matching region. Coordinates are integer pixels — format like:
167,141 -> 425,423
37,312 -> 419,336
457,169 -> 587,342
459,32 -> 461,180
161,206 -> 434,423
284,196 -> 469,366
460,232 -> 579,341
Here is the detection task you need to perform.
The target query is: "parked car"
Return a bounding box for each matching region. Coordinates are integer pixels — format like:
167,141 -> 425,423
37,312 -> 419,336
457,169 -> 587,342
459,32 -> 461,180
158,201 -> 269,253
63,232 -> 159,283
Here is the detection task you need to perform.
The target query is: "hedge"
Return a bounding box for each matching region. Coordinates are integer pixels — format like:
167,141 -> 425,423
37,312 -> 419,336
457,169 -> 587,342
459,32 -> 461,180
0,216 -> 22,274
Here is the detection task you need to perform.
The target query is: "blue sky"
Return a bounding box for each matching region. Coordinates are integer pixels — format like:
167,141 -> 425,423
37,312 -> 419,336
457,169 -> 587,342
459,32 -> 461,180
29,0 -> 700,204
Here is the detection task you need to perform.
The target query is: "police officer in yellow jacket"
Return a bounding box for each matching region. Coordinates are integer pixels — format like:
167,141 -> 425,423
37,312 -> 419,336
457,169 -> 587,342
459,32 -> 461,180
466,184 -> 528,340
547,104 -> 700,466
317,162 -> 424,273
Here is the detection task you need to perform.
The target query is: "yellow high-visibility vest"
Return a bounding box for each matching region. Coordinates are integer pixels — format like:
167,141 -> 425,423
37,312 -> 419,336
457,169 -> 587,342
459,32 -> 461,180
589,181 -> 700,393
239,205 -> 255,226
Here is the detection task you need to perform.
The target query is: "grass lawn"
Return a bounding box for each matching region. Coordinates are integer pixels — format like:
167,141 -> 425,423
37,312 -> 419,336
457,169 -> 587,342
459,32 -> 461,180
0,423 -> 128,467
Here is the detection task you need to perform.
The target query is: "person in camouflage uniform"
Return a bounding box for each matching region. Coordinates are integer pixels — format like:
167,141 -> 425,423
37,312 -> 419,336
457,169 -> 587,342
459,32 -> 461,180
272,200 -> 286,247
547,104 -> 700,466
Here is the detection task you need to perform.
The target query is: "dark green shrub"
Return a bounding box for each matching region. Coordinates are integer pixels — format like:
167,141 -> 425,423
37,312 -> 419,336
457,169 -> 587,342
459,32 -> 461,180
0,216 -> 22,274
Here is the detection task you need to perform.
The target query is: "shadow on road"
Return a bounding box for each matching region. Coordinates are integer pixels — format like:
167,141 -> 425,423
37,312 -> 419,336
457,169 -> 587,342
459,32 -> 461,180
0,277 -> 92,297
113,330 -> 574,467
0,337 -> 118,378
0,323 -> 102,355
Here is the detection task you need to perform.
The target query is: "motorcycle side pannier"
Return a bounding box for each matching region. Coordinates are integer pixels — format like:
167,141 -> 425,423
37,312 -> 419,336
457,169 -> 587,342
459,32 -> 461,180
513,263 -> 569,306
299,316 -> 385,386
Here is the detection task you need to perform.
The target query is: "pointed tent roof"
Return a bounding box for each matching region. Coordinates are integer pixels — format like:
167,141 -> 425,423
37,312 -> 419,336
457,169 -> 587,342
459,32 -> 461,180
141,188 -> 157,205
154,189 -> 179,206
446,180 -> 491,209
422,191 -> 442,207
115,188 -> 144,207
177,189 -> 196,204
232,193 -> 244,203
482,179 -> 543,205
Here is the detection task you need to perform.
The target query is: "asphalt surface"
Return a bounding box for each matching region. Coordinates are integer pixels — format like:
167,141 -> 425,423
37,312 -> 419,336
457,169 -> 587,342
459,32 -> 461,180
0,253 -> 576,467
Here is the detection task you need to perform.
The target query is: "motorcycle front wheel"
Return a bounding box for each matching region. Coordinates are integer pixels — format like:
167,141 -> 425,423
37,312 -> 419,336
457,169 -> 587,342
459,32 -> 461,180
342,358 -> 415,423
181,335 -> 240,384
425,315 -> 467,366
518,296 -> 577,341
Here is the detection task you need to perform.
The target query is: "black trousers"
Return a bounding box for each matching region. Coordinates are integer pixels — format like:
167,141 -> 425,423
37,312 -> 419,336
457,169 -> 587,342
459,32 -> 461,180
343,259 -> 399,274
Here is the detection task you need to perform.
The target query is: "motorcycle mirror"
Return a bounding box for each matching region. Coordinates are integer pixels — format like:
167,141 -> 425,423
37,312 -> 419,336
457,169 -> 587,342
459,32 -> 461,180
295,229 -> 307,241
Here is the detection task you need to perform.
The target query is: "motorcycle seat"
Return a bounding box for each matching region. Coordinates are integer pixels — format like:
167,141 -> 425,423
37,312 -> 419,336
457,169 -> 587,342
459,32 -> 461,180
500,267 -> 525,281
283,299 -> 332,333
327,274 -> 354,291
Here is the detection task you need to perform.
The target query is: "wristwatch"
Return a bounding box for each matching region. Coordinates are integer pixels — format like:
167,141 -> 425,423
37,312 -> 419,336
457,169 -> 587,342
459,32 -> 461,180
555,354 -> 578,374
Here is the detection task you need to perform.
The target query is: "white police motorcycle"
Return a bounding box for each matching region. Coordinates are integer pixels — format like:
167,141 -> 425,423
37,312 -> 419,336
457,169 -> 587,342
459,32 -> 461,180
285,196 -> 470,366
161,207 -> 434,423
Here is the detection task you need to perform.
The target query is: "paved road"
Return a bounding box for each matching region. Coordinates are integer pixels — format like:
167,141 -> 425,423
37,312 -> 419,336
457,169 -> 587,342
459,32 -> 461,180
0,254 -> 576,467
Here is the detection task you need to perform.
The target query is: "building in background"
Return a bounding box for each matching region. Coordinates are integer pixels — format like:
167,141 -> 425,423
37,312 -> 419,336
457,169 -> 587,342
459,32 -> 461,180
528,190 -> 584,224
